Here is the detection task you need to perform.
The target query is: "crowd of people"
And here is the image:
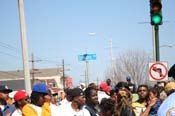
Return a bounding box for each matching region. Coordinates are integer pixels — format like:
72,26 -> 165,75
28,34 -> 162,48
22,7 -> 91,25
0,64 -> 175,116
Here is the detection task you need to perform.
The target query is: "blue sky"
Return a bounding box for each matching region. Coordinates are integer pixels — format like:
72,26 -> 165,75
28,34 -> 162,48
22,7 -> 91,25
0,0 -> 175,86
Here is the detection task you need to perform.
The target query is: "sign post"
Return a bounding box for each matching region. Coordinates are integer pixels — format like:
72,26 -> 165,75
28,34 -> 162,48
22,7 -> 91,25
78,54 -> 96,85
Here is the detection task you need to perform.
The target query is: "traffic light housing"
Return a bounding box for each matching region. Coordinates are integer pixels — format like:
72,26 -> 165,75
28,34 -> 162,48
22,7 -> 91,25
150,0 -> 162,25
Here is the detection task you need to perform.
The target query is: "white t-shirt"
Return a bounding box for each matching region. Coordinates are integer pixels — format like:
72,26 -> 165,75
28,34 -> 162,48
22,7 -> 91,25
82,108 -> 91,116
60,103 -> 84,116
97,91 -> 110,103
59,98 -> 70,106
30,104 -> 42,116
50,103 -> 61,116
11,109 -> 22,116
0,105 -> 5,111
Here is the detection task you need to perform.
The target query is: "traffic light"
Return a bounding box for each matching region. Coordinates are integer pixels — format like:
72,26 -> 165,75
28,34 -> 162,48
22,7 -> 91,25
150,0 -> 162,25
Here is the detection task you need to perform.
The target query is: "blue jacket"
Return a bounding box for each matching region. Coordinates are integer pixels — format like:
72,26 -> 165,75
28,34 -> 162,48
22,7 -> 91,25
1,104 -> 16,116
149,99 -> 161,116
157,92 -> 175,116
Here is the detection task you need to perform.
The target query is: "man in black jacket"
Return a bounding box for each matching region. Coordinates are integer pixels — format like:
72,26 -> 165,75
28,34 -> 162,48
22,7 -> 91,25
0,85 -> 15,116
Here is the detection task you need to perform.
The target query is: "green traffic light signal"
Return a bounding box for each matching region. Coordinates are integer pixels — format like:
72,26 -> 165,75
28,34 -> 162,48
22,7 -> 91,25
151,13 -> 162,25
150,0 -> 163,25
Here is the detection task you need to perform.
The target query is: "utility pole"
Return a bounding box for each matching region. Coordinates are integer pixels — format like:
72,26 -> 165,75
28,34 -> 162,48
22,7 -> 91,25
109,38 -> 115,84
84,70 -> 87,87
18,0 -> 31,93
62,59 -> 65,90
88,33 -> 115,84
29,53 -> 41,85
96,77 -> 99,86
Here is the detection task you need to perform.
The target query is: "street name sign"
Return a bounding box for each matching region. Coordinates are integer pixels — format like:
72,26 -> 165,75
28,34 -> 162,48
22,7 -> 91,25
78,54 -> 96,61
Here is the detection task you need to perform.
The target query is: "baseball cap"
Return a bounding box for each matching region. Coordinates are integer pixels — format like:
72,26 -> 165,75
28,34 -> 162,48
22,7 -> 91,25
48,89 -> 58,96
0,85 -> 13,93
14,90 -> 29,101
71,88 -> 84,97
126,76 -> 131,81
32,84 -> 49,94
100,82 -> 107,91
80,83 -> 85,87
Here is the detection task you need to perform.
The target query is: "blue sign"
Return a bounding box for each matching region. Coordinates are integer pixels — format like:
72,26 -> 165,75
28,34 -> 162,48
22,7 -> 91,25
78,54 -> 96,61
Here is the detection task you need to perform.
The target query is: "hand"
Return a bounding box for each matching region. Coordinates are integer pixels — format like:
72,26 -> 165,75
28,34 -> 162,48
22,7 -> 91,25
5,113 -> 11,116
148,98 -> 157,107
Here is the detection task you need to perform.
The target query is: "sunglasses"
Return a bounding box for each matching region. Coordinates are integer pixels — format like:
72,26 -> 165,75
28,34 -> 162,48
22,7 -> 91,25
24,98 -> 30,102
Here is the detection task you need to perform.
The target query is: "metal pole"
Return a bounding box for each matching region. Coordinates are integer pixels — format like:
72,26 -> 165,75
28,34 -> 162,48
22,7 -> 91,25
85,70 -> 87,86
109,38 -> 114,83
62,59 -> 65,89
18,0 -> 31,93
85,60 -> 89,85
152,26 -> 156,61
154,25 -> 160,61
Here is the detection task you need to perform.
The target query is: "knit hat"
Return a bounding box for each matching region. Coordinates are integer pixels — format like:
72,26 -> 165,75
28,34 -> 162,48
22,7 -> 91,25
165,82 -> 175,95
14,90 -> 29,101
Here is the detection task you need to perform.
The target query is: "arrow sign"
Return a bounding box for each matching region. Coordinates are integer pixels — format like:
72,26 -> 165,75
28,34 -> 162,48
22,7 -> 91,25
78,54 -> 96,61
149,62 -> 168,81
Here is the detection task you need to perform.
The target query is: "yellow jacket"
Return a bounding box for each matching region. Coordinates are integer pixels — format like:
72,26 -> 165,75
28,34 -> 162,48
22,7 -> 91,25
22,102 -> 51,116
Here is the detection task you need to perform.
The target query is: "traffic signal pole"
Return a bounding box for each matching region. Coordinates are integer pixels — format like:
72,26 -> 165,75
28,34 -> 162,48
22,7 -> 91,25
150,0 -> 162,61
152,26 -> 156,61
154,25 -> 160,61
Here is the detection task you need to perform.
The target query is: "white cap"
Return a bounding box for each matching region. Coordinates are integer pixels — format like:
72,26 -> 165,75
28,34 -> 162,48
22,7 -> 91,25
80,83 -> 85,86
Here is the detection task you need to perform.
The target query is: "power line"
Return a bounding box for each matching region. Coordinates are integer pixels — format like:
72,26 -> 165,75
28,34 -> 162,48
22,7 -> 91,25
0,51 -> 20,59
0,41 -> 20,52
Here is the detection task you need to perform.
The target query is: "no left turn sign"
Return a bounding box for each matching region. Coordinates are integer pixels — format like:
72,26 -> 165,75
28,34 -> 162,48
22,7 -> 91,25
149,62 -> 168,81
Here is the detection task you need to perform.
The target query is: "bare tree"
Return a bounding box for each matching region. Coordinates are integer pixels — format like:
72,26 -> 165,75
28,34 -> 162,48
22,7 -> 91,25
113,49 -> 151,87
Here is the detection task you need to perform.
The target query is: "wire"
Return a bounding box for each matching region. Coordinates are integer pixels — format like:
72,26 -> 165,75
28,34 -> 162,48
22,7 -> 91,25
0,51 -> 20,59
0,41 -> 20,53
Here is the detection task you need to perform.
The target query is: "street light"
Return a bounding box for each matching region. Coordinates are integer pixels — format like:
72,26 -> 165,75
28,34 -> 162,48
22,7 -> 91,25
159,44 -> 175,63
88,32 -> 115,84
160,44 -> 175,48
